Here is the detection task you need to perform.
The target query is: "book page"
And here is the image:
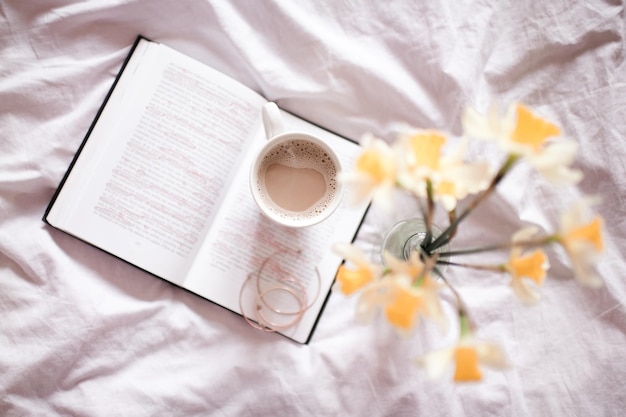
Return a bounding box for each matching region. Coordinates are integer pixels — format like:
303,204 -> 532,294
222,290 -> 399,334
46,39 -> 267,281
184,111 -> 368,343
46,37 -> 369,343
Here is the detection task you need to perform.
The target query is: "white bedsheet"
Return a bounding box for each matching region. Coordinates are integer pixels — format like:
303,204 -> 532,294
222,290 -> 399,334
2,1 -> 625,416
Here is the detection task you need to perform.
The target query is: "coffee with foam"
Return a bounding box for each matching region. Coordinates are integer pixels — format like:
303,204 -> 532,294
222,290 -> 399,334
250,102 -> 343,228
255,138 -> 338,222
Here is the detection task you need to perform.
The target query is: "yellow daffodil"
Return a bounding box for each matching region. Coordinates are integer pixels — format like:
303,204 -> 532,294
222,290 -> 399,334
556,198 -> 605,287
334,248 -> 446,334
332,245 -> 403,325
376,280 -> 443,336
381,251 -> 446,335
384,286 -> 424,330
505,226 -> 550,303
462,103 -> 582,184
339,133 -> 397,211
332,243 -> 384,295
417,338 -> 508,382
397,131 -> 491,211
511,104 -> 561,151
407,130 -> 446,172
336,265 -> 374,295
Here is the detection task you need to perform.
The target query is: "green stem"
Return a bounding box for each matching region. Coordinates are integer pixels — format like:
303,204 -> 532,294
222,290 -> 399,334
412,246 -> 438,287
432,267 -> 470,331
436,259 -> 505,273
423,179 -> 435,248
447,209 -> 458,241
459,311 -> 472,339
425,154 -> 521,252
437,235 -> 556,257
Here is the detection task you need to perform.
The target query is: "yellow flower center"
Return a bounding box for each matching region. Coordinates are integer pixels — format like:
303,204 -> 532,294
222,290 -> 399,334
336,265 -> 373,295
507,249 -> 547,285
409,132 -> 446,170
565,217 -> 604,252
453,346 -> 482,382
356,149 -> 394,184
385,288 -> 423,329
511,104 -> 560,152
436,180 -> 456,196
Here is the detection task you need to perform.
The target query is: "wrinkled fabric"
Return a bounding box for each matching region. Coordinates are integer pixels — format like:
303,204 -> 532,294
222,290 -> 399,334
1,1 -> 625,416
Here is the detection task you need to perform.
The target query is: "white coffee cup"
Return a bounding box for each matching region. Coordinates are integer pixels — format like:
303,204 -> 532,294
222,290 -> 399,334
249,102 -> 343,228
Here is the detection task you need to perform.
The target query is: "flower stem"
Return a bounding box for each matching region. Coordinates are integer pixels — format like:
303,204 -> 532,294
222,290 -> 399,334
447,209 -> 458,240
432,267 -> 471,330
437,236 -> 556,257
425,154 -> 521,252
423,179 -> 435,247
436,259 -> 505,273
459,311 -> 472,339
413,246 -> 439,287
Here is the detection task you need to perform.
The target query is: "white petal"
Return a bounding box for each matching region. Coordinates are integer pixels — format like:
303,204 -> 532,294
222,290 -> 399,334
355,297 -> 378,323
381,251 -> 404,270
567,244 -> 604,287
344,177 -> 376,207
358,132 -> 377,147
424,294 -> 448,333
539,165 -> 583,185
510,277 -> 541,303
371,183 -> 396,212
450,162 -> 492,194
475,342 -> 509,369
331,242 -> 368,266
462,107 -> 494,140
355,283 -> 394,322
532,140 -> 578,168
446,137 -> 469,162
512,226 -> 539,242
530,140 -> 583,185
439,195 -> 457,212
416,348 -> 455,379
560,196 -> 601,234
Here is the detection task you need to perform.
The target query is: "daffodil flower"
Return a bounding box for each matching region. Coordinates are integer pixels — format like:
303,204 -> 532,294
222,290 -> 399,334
367,280 -> 443,336
339,133 -> 397,211
556,198 -> 605,287
505,226 -> 550,303
396,131 -> 491,211
434,139 -> 492,211
417,338 -> 508,382
334,247 -> 446,334
353,279 -> 397,324
383,285 -> 425,332
332,243 -> 399,325
381,251 -> 446,335
332,243 -> 384,295
462,103 -> 583,185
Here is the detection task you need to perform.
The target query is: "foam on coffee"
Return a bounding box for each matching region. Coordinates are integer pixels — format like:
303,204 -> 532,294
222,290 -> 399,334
255,138 -> 338,221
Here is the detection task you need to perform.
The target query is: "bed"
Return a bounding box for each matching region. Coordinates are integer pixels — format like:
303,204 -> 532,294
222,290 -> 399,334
2,1 -> 625,415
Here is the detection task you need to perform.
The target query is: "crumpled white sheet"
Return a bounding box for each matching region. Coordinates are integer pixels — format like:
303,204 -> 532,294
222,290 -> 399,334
1,1 -> 625,416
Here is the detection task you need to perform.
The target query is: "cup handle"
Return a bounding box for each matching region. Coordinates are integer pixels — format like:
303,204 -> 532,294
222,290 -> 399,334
262,102 -> 285,140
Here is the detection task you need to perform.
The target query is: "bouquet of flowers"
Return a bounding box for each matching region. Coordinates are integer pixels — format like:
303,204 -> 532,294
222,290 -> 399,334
333,103 -> 605,382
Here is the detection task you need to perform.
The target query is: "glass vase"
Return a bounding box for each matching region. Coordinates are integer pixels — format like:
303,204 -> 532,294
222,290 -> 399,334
380,218 -> 450,267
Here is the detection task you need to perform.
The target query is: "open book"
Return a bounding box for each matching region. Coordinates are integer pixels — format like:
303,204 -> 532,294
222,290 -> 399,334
44,36 -> 369,344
